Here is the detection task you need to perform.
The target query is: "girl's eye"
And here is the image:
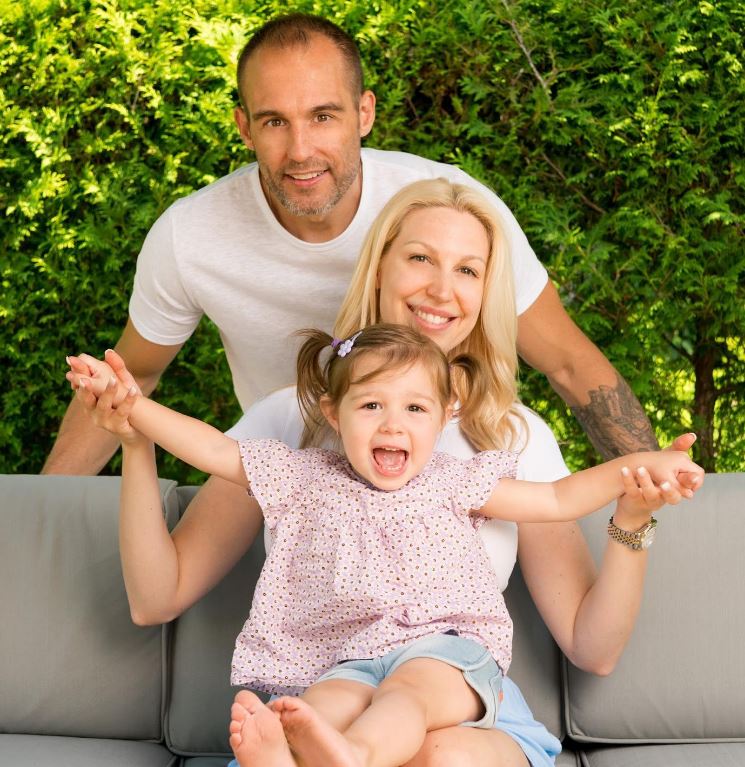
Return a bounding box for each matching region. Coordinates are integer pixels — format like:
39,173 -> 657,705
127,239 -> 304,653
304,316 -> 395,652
407,404 -> 426,413
363,402 -> 380,410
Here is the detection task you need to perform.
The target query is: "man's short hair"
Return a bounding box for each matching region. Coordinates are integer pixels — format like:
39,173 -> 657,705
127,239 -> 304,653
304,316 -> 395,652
237,13 -> 365,109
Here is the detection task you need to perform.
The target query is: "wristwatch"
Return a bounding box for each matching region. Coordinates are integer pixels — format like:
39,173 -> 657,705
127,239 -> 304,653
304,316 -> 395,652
607,516 -> 657,550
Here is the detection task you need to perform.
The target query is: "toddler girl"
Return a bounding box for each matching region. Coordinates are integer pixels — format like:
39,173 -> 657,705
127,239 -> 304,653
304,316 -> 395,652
70,323 -> 701,767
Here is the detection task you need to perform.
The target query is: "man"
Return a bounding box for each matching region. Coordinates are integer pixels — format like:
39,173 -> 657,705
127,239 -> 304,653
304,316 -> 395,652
43,13 -> 662,475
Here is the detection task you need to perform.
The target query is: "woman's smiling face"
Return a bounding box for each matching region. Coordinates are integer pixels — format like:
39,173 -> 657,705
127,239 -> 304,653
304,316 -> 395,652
376,207 -> 489,354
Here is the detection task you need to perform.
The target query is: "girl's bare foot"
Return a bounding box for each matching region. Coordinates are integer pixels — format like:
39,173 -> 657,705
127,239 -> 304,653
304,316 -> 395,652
229,690 -> 296,767
272,695 -> 364,767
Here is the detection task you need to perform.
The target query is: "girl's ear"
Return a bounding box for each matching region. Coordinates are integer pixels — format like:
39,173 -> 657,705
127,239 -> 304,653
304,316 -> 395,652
320,395 -> 340,434
443,399 -> 455,427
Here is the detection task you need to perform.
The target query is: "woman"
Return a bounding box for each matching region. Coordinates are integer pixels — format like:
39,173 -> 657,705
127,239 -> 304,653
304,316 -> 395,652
74,179 -> 689,766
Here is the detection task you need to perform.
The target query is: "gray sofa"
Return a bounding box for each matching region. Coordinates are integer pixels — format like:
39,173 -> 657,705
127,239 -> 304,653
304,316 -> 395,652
1,472 -> 743,766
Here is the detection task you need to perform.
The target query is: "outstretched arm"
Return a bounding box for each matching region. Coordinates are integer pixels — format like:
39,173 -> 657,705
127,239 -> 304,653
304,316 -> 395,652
74,356 -> 262,625
73,356 -> 246,488
518,431 -> 699,675
481,450 -> 703,523
517,282 -> 658,458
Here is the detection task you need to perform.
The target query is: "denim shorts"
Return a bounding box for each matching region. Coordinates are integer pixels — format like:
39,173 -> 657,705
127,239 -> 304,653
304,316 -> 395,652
315,632 -> 503,729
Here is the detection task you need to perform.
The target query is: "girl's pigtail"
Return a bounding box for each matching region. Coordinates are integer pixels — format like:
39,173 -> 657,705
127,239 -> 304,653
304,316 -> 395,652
295,329 -> 334,448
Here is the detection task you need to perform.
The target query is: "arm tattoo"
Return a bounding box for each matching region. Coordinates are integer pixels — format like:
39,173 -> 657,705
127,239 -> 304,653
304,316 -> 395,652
570,373 -> 659,459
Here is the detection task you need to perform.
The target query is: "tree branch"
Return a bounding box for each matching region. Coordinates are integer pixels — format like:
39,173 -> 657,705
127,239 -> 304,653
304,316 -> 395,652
541,152 -> 607,214
500,0 -> 551,99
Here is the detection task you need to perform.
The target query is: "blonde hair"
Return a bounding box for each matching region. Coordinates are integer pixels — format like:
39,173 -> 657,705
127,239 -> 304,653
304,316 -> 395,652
297,324 -> 488,448
331,178 -> 525,452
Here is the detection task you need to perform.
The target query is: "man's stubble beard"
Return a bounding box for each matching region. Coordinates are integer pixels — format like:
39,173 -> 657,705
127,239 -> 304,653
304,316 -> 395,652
259,156 -> 361,218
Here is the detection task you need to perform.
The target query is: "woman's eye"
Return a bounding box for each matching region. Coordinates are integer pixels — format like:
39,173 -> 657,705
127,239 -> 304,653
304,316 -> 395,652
410,254 -> 429,263
459,266 -> 478,277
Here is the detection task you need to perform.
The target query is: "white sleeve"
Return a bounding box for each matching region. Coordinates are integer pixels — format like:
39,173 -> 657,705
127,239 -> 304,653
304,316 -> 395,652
128,205 -> 202,345
225,386 -> 304,447
433,164 -> 548,315
514,406 -> 570,482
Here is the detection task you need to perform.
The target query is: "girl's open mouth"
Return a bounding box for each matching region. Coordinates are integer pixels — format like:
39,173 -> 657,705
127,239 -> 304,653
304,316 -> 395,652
372,447 -> 408,476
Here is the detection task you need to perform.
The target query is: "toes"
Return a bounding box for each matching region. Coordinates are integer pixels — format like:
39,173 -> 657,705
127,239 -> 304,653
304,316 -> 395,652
229,732 -> 243,751
234,690 -> 265,714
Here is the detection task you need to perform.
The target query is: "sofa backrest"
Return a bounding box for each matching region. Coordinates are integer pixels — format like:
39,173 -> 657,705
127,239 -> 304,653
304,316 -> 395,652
0,475 -> 180,741
504,564 -> 564,739
564,472 -> 745,744
164,487 -> 266,757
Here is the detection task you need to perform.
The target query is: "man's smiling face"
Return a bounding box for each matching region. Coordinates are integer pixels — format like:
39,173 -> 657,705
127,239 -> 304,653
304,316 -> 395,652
235,34 -> 375,229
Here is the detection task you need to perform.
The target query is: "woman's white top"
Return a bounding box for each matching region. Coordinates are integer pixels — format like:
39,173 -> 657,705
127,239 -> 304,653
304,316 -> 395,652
227,386 -> 569,591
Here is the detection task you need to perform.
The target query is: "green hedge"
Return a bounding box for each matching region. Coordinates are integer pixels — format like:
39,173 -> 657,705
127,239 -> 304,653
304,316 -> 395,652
2,0 -> 743,480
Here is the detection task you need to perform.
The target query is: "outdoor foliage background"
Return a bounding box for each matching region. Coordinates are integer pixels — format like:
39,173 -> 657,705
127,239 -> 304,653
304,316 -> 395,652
2,0 -> 743,482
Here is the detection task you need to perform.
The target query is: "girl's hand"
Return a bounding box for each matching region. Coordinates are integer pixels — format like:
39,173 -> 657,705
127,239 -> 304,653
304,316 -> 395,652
629,450 -> 704,498
76,374 -> 143,446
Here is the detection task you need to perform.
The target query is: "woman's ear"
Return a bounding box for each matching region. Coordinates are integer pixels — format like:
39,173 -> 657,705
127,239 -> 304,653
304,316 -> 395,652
319,395 -> 340,434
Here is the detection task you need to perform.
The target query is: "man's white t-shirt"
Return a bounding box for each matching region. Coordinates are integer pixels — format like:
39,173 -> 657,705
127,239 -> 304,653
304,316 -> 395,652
129,149 -> 548,410
227,387 -> 569,591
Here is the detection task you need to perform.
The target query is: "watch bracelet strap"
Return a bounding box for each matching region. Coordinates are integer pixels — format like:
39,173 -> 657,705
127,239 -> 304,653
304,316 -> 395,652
607,515 -> 657,550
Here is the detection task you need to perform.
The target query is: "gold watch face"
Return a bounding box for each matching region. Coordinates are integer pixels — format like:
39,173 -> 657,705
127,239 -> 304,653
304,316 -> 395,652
640,523 -> 656,549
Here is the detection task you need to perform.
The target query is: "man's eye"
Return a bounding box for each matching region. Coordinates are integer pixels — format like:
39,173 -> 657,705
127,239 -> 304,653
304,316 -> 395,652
266,119 -> 284,127
316,113 -> 332,122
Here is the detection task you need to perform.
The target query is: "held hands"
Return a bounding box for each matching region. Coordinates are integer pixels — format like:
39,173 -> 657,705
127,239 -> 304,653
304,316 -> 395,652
66,350 -> 143,444
624,448 -> 704,500
614,440 -> 703,528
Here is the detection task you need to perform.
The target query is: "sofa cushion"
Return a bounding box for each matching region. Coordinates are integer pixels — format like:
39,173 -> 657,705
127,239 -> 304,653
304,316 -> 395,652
164,487 -> 266,757
0,475 -> 179,740
504,564 -> 563,740
579,742 -> 745,767
564,473 -> 745,743
0,735 -> 178,767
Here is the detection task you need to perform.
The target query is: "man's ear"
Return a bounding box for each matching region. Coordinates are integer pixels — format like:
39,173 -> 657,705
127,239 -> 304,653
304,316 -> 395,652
319,396 -> 340,434
358,89 -> 376,138
234,106 -> 255,151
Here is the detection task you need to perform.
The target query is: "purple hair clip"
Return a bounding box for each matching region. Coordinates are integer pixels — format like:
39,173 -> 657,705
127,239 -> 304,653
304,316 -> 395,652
332,331 -> 363,358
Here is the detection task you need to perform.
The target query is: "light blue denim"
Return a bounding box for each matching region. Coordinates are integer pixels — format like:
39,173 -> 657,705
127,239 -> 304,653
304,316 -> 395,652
315,632 -> 502,728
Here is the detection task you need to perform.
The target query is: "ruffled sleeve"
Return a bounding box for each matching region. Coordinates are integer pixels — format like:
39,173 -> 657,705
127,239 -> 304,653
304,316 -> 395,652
237,439 -> 321,529
447,450 -> 519,523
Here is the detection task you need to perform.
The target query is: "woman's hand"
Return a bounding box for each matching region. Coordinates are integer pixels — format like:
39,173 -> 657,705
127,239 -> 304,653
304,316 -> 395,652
613,434 -> 702,529
78,376 -> 143,445
66,350 -> 144,446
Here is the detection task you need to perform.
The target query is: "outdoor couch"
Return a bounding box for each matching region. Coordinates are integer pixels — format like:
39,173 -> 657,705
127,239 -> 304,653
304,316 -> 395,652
1,471 -> 743,766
